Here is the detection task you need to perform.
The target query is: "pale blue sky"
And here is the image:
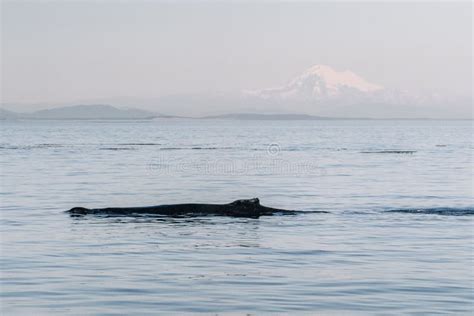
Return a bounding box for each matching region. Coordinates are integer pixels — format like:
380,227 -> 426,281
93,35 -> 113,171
1,1 -> 472,104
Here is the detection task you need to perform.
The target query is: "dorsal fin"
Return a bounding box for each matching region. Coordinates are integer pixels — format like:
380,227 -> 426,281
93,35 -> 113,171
249,198 -> 260,204
230,198 -> 260,205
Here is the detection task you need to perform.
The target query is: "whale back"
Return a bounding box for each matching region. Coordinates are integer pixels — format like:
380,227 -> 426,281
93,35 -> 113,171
66,197 -> 298,218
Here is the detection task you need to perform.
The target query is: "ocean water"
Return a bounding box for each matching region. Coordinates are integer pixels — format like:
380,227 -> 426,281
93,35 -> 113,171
0,119 -> 473,315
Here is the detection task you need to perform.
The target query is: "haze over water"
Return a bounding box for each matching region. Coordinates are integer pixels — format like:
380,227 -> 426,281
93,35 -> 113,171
1,119 -> 472,314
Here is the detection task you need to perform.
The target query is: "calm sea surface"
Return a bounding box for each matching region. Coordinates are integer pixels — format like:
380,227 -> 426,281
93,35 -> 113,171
1,119 -> 473,315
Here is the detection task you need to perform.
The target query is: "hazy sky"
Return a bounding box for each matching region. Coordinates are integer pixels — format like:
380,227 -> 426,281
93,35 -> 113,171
1,1 -> 472,105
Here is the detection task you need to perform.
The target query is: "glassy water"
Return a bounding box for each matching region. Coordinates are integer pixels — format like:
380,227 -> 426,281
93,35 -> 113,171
1,119 -> 473,315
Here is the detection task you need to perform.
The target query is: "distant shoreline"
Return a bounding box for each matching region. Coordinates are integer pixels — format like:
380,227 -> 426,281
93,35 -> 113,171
2,117 -> 472,121
1,105 -> 471,121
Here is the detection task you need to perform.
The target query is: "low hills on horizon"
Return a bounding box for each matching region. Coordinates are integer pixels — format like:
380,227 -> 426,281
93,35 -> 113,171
0,104 -> 470,121
0,104 -> 339,121
0,104 -> 159,120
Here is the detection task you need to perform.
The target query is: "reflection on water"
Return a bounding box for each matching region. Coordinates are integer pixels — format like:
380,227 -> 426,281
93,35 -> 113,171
70,213 -> 264,227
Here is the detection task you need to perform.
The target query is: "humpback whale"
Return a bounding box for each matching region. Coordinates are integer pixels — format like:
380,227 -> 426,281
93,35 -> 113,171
67,198 -> 304,218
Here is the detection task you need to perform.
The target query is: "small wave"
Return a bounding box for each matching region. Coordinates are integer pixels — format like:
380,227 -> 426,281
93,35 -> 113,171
99,147 -> 137,151
0,143 -> 160,150
361,150 -> 416,154
0,144 -> 66,150
386,207 -> 474,216
160,146 -> 235,151
37,143 -> 65,148
117,143 -> 161,146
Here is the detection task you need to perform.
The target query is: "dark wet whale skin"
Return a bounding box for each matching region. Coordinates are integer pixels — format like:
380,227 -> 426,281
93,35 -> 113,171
67,198 -> 300,218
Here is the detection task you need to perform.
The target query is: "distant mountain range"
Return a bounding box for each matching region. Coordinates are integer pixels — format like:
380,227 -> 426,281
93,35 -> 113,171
0,105 -> 159,120
2,104 -> 469,121
2,65 -> 472,119
1,105 -> 339,120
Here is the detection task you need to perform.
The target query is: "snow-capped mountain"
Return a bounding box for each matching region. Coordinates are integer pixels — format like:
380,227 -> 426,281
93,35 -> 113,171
244,64 -> 471,118
247,64 -> 383,101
